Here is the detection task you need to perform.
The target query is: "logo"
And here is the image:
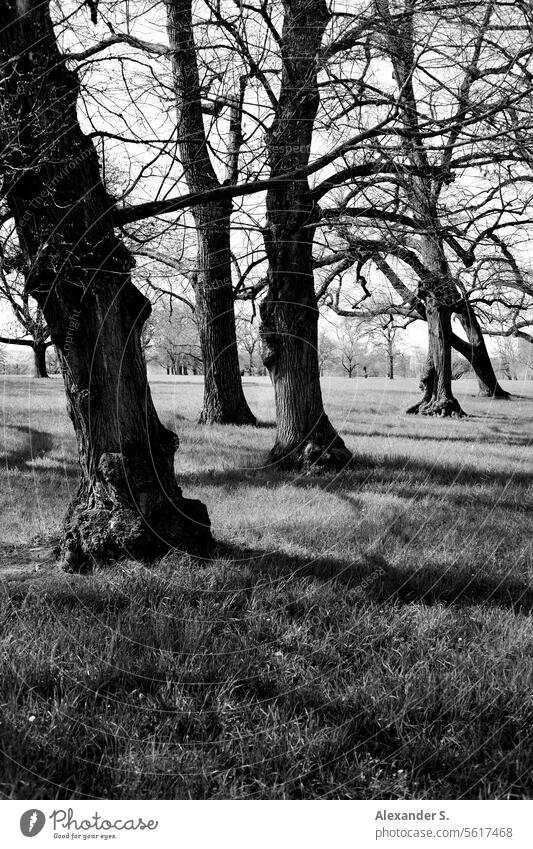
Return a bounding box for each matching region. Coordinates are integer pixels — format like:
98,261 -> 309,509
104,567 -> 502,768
20,810 -> 46,837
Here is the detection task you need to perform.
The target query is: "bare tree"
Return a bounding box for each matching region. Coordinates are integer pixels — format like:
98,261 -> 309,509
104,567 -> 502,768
0,236 -> 52,377
0,0 -> 210,570
236,317 -> 261,376
148,299 -> 202,375
318,330 -> 337,376
311,0 -> 533,410
259,0 -> 353,470
165,0 -> 256,425
335,319 -> 366,379
362,314 -> 404,380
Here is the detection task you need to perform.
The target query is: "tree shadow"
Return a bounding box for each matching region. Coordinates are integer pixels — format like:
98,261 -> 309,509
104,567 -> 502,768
340,427 -> 532,448
1,425 -> 78,478
177,448 -> 532,529
5,535 -> 533,618
178,451 -> 532,493
217,541 -> 533,616
0,715 -> 108,799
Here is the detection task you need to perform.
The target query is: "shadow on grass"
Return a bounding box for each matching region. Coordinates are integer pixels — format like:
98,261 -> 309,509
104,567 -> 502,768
340,426 -> 533,448
0,715 -> 112,800
1,426 -> 78,478
4,536 -> 533,619
216,541 -> 533,616
179,452 -> 532,496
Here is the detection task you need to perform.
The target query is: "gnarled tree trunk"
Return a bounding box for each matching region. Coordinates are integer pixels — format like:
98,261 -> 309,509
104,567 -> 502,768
407,233 -> 465,417
166,0 -> 255,426
0,0 -> 211,571
260,0 -> 351,470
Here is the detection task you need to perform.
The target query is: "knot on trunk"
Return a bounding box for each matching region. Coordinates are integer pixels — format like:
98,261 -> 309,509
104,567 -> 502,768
301,440 -> 352,472
99,451 -> 128,490
58,494 -> 213,573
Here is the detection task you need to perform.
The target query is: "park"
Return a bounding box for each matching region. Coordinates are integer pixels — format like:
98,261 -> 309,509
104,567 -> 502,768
1,374 -> 532,798
1,0 -> 533,806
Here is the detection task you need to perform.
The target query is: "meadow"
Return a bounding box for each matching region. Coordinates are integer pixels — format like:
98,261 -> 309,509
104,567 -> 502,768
1,373 -> 533,799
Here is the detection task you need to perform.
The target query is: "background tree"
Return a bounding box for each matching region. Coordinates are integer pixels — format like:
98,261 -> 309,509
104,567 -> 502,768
149,300 -> 202,375
318,330 -> 337,376
0,235 -> 52,377
236,316 -> 261,376
335,319 -> 366,379
310,0 -> 533,410
164,0 -> 256,425
362,314 -> 404,380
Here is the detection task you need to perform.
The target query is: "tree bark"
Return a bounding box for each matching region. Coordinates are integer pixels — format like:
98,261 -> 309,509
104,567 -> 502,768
260,0 -> 351,470
0,0 -> 211,570
166,0 -> 255,426
32,341 -> 48,378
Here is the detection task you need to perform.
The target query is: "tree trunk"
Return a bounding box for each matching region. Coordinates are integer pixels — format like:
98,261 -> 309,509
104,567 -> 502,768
453,305 -> 510,398
408,232 -> 465,416
32,342 -> 48,378
192,202 -> 256,425
388,354 -> 394,380
379,3 -> 465,418
407,353 -> 435,413
166,0 -> 255,426
260,0 -> 351,471
0,0 -> 211,571
407,294 -> 465,417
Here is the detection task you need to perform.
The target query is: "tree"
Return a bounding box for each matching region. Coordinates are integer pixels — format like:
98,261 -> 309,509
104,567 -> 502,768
495,337 -> 519,381
236,317 -> 261,376
164,0 -> 256,425
362,314 -> 404,380
149,300 -> 202,375
0,0 -> 211,570
0,236 -> 52,377
335,319 -> 365,379
318,330 -> 337,376
311,0 -> 533,410
259,0 -> 352,470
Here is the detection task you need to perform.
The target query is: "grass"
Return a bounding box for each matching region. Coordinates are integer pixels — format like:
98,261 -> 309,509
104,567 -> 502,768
1,373 -> 533,799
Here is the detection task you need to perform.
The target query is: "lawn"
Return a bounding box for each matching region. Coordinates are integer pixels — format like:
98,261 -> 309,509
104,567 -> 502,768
1,373 -> 533,799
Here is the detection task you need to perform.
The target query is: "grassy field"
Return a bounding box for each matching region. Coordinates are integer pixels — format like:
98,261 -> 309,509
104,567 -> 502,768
1,373 -> 533,800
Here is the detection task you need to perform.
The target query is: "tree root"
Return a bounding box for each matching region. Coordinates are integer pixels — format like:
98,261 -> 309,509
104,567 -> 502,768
269,437 -> 353,473
406,397 -> 466,418
56,495 -> 212,573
